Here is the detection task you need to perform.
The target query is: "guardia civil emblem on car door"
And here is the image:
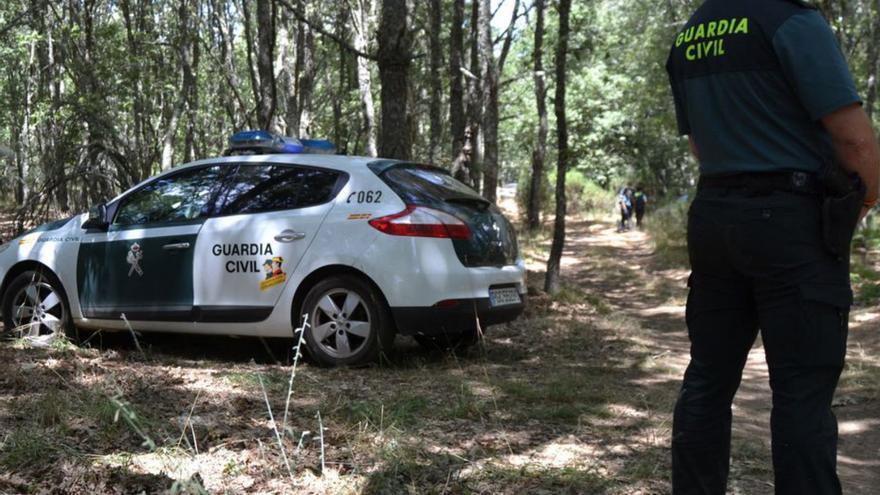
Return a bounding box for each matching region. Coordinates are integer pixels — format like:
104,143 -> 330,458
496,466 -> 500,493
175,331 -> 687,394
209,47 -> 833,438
259,256 -> 286,290
127,243 -> 144,277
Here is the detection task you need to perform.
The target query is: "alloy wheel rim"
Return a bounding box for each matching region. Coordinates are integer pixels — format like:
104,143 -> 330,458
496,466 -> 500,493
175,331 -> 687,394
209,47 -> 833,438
10,277 -> 65,337
309,288 -> 372,359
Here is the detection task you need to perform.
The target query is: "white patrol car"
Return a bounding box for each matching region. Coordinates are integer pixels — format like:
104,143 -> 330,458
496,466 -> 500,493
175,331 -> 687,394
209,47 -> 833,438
0,131 -> 526,365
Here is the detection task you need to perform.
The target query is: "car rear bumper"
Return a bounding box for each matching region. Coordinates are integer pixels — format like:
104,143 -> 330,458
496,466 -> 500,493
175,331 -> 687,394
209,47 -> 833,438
391,296 -> 526,336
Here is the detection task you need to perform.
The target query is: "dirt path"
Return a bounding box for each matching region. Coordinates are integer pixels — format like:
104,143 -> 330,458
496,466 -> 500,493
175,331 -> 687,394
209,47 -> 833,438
546,220 -> 880,494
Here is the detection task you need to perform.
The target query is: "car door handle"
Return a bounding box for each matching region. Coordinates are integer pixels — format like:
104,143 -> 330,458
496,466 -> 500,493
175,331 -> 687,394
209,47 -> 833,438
162,242 -> 191,251
274,230 -> 306,243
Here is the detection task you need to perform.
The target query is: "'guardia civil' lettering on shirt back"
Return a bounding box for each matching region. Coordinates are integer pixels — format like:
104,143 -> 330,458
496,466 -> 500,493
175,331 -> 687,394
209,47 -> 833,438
675,18 -> 750,61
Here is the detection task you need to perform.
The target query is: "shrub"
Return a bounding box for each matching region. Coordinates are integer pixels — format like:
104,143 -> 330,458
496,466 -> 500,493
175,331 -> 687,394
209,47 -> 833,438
516,168 -> 616,222
644,196 -> 691,266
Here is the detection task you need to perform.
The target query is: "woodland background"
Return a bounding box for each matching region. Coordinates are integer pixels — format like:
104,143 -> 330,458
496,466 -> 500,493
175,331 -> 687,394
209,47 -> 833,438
1,0 -> 879,278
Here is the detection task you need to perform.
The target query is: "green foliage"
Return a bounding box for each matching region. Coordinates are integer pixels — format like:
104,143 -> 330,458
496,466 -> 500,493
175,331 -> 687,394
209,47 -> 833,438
564,169 -> 617,216
644,197 -> 691,267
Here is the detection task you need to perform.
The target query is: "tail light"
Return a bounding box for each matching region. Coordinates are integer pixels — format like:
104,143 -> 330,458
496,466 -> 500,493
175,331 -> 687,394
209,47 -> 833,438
369,205 -> 471,240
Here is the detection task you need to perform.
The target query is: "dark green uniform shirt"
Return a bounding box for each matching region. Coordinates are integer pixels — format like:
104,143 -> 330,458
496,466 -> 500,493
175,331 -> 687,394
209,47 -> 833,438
666,0 -> 861,176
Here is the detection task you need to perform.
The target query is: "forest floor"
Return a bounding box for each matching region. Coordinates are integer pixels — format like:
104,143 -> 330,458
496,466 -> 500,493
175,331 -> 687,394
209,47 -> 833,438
0,214 -> 878,494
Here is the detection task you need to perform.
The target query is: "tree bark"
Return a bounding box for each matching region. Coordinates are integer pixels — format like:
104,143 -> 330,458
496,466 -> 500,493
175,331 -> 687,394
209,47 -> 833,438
462,0 -> 482,189
545,0 -> 571,295
294,1 -> 316,137
527,0 -> 547,231
865,0 -> 880,122
352,0 -> 378,156
179,0 -> 200,161
377,0 -> 411,160
428,0 -> 443,164
479,0 -> 499,203
449,0 -> 466,176
256,0 -> 277,131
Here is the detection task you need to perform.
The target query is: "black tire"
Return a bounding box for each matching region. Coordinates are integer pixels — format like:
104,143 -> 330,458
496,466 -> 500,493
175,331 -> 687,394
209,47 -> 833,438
300,275 -> 394,366
414,328 -> 482,351
2,269 -> 75,339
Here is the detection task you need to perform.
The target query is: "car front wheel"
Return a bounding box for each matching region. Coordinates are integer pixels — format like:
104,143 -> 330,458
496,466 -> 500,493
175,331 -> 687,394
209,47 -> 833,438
301,275 -> 394,366
2,269 -> 74,339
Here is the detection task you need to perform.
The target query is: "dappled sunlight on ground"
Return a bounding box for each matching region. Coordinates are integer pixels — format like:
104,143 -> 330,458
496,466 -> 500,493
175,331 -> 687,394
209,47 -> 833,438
1,217 -> 877,494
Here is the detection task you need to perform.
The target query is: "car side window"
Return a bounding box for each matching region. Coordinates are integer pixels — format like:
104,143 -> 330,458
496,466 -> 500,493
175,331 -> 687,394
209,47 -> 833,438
114,165 -> 227,227
216,164 -> 341,215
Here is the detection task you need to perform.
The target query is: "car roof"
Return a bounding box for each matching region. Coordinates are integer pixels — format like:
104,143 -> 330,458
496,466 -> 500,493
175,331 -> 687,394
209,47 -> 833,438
189,153 -> 401,172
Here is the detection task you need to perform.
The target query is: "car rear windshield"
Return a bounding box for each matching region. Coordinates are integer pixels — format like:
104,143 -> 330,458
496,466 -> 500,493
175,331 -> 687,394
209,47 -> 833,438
371,163 -> 483,205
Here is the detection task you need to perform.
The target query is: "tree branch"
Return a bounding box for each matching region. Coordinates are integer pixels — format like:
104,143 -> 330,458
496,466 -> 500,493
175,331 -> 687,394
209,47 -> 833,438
275,0 -> 378,61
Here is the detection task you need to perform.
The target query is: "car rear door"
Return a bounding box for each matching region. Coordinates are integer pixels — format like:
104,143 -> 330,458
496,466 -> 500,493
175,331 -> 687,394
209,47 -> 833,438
192,163 -> 345,322
77,165 -> 227,321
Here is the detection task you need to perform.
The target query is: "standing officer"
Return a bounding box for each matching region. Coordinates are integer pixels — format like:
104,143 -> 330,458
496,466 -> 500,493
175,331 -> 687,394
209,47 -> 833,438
666,1 -> 880,494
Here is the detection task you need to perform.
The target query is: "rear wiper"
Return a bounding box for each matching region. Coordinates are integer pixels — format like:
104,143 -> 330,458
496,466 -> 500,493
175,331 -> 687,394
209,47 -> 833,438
444,196 -> 491,209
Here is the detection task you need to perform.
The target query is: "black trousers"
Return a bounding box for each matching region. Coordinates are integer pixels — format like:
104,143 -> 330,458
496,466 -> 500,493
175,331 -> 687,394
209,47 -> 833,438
672,188 -> 852,495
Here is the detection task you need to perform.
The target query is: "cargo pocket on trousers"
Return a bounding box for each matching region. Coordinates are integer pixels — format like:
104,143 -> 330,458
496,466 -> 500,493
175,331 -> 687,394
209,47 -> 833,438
797,284 -> 852,368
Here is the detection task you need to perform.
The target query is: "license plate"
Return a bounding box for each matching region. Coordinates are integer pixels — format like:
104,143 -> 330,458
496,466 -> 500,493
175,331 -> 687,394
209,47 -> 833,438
489,287 -> 521,307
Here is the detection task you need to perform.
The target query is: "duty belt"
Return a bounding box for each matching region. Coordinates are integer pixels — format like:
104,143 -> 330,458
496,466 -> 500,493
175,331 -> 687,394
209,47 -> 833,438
697,171 -> 821,195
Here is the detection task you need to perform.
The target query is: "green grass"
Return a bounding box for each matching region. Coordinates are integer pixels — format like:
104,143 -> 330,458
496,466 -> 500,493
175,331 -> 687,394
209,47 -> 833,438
0,428 -> 62,469
471,464 -> 613,494
332,394 -> 432,430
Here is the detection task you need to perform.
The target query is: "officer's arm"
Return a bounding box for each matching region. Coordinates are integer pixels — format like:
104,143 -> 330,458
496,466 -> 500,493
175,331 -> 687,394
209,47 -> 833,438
688,135 -> 699,160
821,103 -> 880,217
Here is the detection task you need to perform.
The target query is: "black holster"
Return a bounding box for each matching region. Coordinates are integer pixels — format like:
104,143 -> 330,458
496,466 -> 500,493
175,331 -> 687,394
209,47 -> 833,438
819,164 -> 866,260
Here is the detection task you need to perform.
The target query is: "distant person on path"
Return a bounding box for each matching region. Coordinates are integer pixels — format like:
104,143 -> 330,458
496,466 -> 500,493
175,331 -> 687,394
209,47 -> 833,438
666,1 -> 880,494
634,186 -> 648,229
616,186 -> 633,232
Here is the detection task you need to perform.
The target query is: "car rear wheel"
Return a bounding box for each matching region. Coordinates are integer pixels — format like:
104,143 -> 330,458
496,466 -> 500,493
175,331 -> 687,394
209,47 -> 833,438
2,270 -> 74,339
301,275 -> 394,366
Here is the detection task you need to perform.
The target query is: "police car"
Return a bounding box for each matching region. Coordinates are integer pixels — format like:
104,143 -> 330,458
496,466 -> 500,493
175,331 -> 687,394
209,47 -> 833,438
0,131 -> 526,365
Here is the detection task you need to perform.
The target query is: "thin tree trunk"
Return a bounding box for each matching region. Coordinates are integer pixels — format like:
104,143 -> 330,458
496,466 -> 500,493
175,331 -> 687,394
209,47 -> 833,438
256,0 -> 277,131
275,8 -> 292,134
865,0 -> 880,122
463,0 -> 482,189
241,0 -> 263,120
214,0 -> 253,129
545,0 -> 571,295
377,0 -> 411,160
479,0 -> 499,203
295,1 -> 316,137
428,0 -> 443,164
352,0 -> 377,156
179,0 -> 199,161
528,0 -> 547,231
449,0 -> 466,176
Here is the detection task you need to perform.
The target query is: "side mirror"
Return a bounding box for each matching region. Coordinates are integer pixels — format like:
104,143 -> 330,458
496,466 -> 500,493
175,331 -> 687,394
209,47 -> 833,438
82,203 -> 109,230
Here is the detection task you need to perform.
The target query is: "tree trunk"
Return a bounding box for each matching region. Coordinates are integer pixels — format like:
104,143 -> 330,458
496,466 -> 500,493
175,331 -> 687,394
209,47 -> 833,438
462,0 -> 482,189
241,1 -> 261,114
256,0 -> 277,131
427,0 -> 443,164
479,0 -> 499,203
865,0 -> 880,123
294,1 -> 316,137
377,0 -> 411,160
179,0 -> 199,161
213,0 -> 252,129
449,0 -> 466,175
545,0 -> 571,295
527,0 -> 547,231
352,0 -> 378,156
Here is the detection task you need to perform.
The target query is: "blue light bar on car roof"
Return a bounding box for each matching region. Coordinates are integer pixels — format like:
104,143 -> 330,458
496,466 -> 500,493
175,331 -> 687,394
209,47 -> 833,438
224,130 -> 336,156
